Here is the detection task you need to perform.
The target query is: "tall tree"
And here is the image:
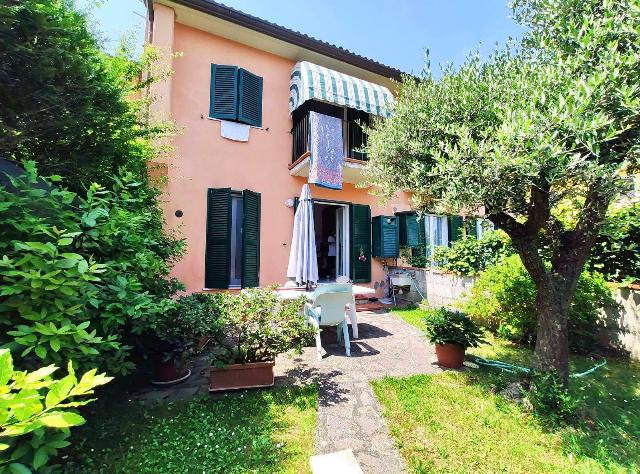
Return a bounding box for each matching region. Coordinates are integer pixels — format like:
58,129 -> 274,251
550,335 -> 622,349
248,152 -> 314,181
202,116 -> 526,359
365,0 -> 639,383
0,0 -> 157,190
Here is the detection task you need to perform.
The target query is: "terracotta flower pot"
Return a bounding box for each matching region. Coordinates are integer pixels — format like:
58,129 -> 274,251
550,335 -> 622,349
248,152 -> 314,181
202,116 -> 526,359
435,343 -> 465,368
209,361 -> 275,392
151,359 -> 191,385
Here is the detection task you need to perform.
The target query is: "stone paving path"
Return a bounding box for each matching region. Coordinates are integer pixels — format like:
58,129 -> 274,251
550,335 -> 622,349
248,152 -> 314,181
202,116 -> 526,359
275,310 -> 442,474
133,310 -> 441,474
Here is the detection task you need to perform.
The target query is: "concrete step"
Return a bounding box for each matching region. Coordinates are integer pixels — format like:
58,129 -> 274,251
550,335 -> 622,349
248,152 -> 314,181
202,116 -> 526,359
310,449 -> 363,474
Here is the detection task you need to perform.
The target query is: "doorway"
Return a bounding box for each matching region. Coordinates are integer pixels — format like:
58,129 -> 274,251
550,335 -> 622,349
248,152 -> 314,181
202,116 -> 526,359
313,201 -> 349,282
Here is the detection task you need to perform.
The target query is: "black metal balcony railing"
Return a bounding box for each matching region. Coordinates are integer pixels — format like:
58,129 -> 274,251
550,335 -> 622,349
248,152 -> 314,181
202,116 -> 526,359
291,102 -> 370,164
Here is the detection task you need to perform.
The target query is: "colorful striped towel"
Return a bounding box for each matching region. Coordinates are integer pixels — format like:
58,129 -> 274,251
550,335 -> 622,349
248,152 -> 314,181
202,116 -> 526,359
308,111 -> 343,190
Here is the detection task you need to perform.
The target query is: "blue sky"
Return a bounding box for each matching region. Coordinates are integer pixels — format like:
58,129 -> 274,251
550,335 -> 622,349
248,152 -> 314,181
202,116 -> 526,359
78,0 -> 523,75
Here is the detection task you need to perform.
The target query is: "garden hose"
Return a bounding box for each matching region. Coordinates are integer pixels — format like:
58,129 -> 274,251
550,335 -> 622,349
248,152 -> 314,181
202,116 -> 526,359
472,356 -> 607,378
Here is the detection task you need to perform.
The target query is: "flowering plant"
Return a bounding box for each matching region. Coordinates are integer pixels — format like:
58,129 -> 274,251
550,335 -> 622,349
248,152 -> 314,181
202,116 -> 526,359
358,248 -> 367,262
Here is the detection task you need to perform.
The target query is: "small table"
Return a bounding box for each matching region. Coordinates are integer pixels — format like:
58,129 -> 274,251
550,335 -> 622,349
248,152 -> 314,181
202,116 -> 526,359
276,285 -> 375,339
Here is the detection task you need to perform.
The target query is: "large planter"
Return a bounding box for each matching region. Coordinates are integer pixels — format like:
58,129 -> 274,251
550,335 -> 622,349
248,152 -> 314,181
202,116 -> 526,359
435,343 -> 465,368
151,358 -> 191,385
209,361 -> 275,392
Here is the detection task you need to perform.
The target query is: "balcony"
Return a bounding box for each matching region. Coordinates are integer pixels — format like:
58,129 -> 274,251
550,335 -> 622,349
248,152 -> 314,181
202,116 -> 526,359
290,100 -> 370,185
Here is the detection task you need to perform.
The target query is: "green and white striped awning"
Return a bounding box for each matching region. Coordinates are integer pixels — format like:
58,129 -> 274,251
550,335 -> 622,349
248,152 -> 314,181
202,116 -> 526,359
289,61 -> 394,117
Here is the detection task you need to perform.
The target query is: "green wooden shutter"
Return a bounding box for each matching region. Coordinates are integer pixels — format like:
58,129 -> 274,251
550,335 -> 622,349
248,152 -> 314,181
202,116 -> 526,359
398,212 -> 425,247
417,215 -> 426,246
372,216 -> 399,258
448,215 -> 464,245
350,204 -> 371,283
238,68 -> 263,127
210,64 -> 238,120
241,189 -> 261,288
205,188 -> 232,289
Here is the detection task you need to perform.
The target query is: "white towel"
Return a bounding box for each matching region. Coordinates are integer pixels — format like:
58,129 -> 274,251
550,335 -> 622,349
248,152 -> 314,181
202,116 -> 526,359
220,120 -> 250,142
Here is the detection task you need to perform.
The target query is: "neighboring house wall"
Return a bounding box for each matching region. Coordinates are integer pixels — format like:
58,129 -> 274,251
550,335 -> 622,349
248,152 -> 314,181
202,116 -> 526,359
151,7 -> 411,294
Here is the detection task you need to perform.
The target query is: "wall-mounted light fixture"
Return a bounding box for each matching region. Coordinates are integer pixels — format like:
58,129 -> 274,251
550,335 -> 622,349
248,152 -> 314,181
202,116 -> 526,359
175,210 -> 183,218
284,198 -> 295,208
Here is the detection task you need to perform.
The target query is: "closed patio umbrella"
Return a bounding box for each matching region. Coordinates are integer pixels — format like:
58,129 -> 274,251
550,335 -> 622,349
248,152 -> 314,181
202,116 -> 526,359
287,184 -> 318,286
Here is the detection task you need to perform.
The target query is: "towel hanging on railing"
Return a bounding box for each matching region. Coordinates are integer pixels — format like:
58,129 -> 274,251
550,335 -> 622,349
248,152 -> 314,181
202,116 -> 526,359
308,111 -> 343,190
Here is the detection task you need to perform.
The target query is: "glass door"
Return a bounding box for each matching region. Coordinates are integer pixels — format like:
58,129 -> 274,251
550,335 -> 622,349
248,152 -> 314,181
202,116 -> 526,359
335,206 -> 349,278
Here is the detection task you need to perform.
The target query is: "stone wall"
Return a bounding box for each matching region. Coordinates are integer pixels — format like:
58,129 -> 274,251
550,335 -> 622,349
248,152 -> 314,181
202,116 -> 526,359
599,287 -> 640,360
388,267 -> 477,307
389,266 -> 640,361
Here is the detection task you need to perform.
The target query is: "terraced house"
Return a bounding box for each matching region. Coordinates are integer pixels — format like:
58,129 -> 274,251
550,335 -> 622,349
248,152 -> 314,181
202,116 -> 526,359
144,0 -> 479,295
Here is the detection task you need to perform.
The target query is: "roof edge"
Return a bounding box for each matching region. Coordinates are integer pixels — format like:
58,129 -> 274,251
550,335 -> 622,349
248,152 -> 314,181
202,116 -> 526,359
158,0 -> 404,81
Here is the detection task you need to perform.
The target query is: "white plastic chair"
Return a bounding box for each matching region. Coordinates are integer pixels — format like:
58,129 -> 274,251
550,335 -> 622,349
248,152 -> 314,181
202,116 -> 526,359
305,283 -> 353,360
335,276 -> 358,338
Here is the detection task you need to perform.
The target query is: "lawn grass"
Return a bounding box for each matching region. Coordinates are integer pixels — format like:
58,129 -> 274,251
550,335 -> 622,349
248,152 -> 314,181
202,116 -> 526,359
379,307 -> 640,473
63,385 -> 318,474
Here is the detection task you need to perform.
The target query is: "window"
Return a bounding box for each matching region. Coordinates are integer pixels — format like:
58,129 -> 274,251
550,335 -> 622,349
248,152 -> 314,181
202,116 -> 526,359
229,194 -> 244,287
424,215 -> 449,258
346,108 -> 370,161
209,65 -> 263,127
475,218 -> 495,239
205,188 -> 261,289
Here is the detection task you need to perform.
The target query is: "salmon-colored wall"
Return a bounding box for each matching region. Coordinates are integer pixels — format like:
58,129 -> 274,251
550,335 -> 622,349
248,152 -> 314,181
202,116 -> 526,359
156,14 -> 411,295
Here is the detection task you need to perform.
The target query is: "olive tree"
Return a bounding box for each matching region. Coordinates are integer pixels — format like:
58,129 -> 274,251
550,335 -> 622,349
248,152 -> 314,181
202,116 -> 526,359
365,0 -> 639,383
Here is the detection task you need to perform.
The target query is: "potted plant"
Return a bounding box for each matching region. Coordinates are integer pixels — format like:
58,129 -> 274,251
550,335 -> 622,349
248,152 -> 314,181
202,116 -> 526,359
423,307 -> 485,368
150,293 -> 224,385
209,288 -> 314,391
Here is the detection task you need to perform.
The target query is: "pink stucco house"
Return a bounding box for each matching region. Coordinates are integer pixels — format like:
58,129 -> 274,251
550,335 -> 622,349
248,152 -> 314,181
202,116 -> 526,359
144,0 -> 422,296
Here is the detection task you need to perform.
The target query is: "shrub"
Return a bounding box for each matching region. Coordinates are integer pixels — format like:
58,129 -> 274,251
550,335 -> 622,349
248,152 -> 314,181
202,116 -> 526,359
432,231 -> 513,275
210,289 -> 315,367
0,349 -> 111,472
588,202 -> 640,284
148,293 -> 225,364
0,163 -> 183,375
400,244 -> 429,268
526,371 -> 582,424
460,255 -> 614,352
422,307 -> 486,349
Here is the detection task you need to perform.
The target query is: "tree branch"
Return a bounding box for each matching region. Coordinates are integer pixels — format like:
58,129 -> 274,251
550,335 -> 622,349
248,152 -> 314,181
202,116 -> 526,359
488,211 -> 548,281
552,186 -> 612,280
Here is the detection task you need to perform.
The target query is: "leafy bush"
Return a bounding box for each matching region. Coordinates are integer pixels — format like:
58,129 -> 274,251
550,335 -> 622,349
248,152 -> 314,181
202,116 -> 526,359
0,163 -> 183,375
432,231 -> 513,275
210,289 -> 315,367
149,293 -> 225,363
460,255 -> 614,352
0,349 -> 111,473
400,244 -> 429,268
422,307 -> 486,349
588,202 -> 640,284
525,371 -> 582,424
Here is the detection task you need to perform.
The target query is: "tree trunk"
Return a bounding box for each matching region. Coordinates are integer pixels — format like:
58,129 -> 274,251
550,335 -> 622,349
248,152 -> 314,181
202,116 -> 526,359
532,275 -> 572,385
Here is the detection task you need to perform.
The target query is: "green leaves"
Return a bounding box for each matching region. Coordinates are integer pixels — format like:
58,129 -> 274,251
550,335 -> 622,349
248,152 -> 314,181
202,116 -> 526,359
39,411 -> 85,428
0,350 -> 13,386
204,289 -> 314,366
0,161 -> 182,376
422,307 -> 486,349
0,350 -> 112,472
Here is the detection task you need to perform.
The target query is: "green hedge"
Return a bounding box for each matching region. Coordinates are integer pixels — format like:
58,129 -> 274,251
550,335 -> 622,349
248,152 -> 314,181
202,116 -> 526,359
432,231 -> 514,275
459,255 -> 614,352
0,163 -> 183,375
